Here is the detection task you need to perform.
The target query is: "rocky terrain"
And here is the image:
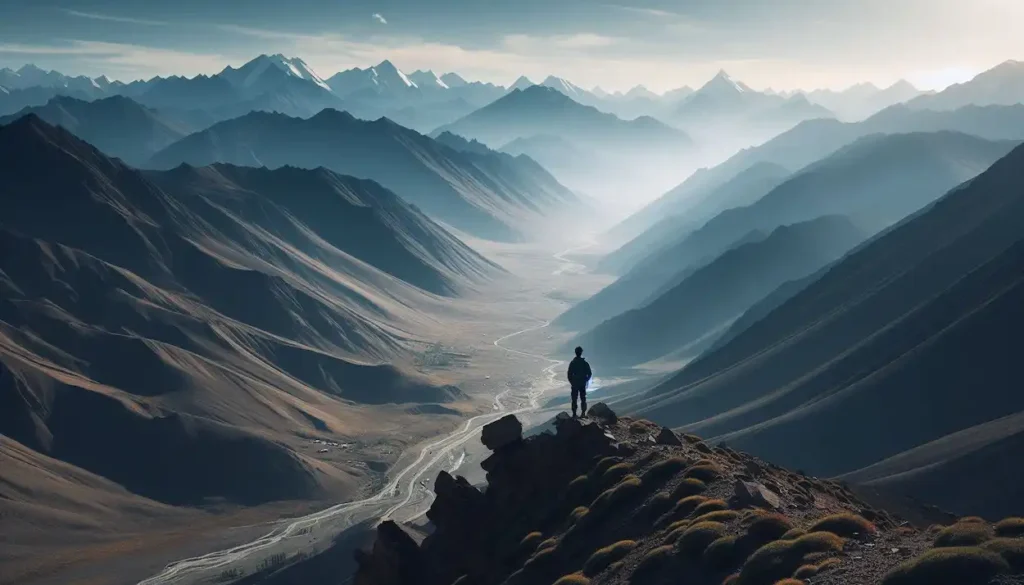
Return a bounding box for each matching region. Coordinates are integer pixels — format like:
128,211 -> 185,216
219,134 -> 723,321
352,407 -> 1024,585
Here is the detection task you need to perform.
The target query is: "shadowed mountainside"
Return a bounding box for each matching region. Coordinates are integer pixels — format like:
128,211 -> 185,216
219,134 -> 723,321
622,141 -> 1024,515
574,216 -> 866,368
0,95 -> 193,165
559,131 -> 1015,334
0,116 -> 482,518
148,108 -> 578,241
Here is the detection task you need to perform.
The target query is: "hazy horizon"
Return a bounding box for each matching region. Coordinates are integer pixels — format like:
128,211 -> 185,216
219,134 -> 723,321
1,0 -> 1021,93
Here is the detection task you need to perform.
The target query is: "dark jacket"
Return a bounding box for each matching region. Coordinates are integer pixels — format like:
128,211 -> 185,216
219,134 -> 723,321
567,356 -> 592,387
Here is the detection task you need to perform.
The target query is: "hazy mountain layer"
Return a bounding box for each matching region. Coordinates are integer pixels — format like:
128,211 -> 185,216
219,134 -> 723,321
575,216 -> 865,368
148,109 -> 577,241
626,142 -> 1024,501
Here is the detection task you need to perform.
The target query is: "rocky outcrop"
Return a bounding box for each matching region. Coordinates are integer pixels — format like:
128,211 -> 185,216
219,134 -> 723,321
352,407 -> 990,585
480,415 -> 522,451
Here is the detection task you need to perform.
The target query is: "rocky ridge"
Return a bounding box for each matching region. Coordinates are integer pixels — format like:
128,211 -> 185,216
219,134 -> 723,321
353,406 -> 1024,585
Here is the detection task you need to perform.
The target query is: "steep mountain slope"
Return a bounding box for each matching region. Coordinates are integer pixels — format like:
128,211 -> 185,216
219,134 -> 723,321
436,85 -> 693,154
628,141 -> 1024,504
601,162 -> 790,273
907,60 -> 1024,111
148,109 -> 577,241
609,102 -> 1024,243
0,116 -> 478,520
565,132 -> 1012,334
574,216 -> 865,368
0,95 -> 192,164
347,411 -> 1004,585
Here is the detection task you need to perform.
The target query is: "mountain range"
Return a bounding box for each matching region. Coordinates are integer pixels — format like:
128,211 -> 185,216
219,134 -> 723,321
622,139 -> 1024,516
574,215 -> 866,368
560,131 -> 1018,334
0,114 -> 490,534
147,108 -> 578,241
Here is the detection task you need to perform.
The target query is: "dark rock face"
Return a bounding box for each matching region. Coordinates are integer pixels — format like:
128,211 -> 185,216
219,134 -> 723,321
353,412 -> 618,585
656,426 -> 683,446
352,521 -> 422,585
733,480 -> 782,510
480,414 -> 523,451
588,402 -> 618,424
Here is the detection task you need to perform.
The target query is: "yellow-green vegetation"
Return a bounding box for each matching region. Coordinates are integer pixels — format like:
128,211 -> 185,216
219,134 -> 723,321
677,521 -> 729,557
816,558 -> 842,572
694,510 -> 742,525
568,475 -> 590,491
671,478 -> 707,499
591,475 -> 643,515
643,492 -> 675,519
641,457 -> 690,485
695,441 -> 714,454
564,475 -> 592,507
525,544 -> 559,568
632,545 -> 675,581
722,575 -> 739,585
571,506 -> 589,522
592,456 -> 622,475
583,540 -> 638,577
780,528 -> 806,540
737,532 -> 844,585
520,532 -> 544,552
684,464 -> 722,483
881,547 -> 1009,585
683,433 -> 703,444
772,580 -> 804,585
981,538 -> 1024,572
538,537 -> 559,550
792,564 -> 818,579
995,517 -> 1024,537
656,495 -> 709,528
933,520 -> 994,547
693,499 -> 729,516
747,513 -> 795,541
704,535 -> 740,569
960,516 -> 986,523
927,524 -> 946,534
603,462 -> 634,481
552,572 -> 591,585
808,513 -> 876,538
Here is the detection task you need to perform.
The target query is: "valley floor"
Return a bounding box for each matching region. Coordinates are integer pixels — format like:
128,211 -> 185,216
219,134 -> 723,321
2,237 -> 614,585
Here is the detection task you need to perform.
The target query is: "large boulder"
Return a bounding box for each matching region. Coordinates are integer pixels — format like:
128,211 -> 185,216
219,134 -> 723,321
480,414 -> 522,451
733,480 -> 782,510
588,402 -> 617,425
656,427 -> 682,446
353,521 -> 423,585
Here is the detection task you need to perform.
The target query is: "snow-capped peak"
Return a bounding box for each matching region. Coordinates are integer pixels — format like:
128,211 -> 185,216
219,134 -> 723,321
541,75 -> 586,97
698,70 -> 751,95
509,76 -> 536,92
440,72 -> 468,88
228,54 -> 332,91
409,69 -> 449,89
373,60 -> 417,88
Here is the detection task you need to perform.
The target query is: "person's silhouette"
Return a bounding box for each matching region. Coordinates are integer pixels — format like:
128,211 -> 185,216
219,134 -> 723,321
566,346 -> 593,418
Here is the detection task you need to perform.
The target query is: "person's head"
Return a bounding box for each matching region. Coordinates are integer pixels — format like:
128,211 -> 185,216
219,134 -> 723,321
574,346 -> 583,357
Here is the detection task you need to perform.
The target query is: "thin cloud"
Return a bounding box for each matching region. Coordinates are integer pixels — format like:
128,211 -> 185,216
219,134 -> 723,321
605,4 -> 680,18
0,40 -> 228,79
61,9 -> 168,26
372,13 -> 387,25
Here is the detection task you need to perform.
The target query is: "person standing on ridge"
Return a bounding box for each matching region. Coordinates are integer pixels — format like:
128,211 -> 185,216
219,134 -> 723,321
567,346 -> 592,418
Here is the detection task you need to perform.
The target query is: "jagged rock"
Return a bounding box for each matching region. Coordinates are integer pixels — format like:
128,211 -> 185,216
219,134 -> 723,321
588,402 -> 617,424
744,459 -> 764,477
353,521 -> 423,585
655,426 -> 682,446
428,471 -> 486,529
554,412 -> 582,436
733,480 -> 782,510
480,414 -> 522,451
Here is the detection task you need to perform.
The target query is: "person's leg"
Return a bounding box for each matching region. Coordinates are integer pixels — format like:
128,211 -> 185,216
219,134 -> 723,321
571,385 -> 579,417
580,384 -> 588,417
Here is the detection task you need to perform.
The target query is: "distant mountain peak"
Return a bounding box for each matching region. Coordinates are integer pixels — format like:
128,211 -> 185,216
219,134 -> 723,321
409,70 -> 449,89
698,70 -> 751,95
439,72 -> 468,87
371,60 -> 417,88
509,76 -> 536,92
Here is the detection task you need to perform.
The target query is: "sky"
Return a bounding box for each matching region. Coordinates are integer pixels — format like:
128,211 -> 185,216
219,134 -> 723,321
0,0 -> 1021,93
